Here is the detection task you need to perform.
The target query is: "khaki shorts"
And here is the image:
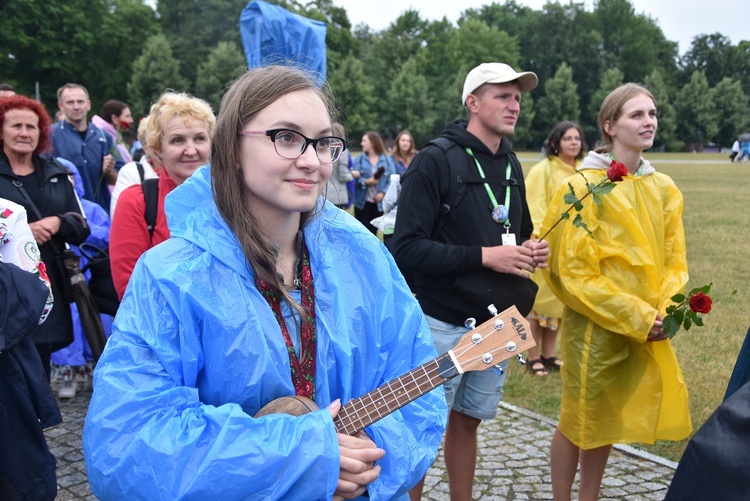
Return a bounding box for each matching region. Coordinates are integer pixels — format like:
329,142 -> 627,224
427,314 -> 509,421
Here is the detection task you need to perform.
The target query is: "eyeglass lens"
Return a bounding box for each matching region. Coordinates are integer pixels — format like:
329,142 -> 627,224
273,130 -> 344,163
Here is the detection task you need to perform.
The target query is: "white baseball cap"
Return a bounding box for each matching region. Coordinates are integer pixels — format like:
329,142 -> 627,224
461,62 -> 538,105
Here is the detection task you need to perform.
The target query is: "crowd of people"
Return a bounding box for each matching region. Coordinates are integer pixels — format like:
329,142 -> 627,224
0,56 -> 725,500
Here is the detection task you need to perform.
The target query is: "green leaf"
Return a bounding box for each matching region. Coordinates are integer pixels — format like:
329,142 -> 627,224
671,294 -> 686,303
588,182 -> 596,192
674,309 -> 685,325
593,182 -> 616,195
564,192 -> 579,205
560,212 -> 570,220
666,305 -> 676,315
693,315 -> 704,326
573,200 -> 584,211
663,315 -> 680,338
571,214 -> 593,237
592,193 -> 602,206
684,316 -> 692,331
689,284 -> 712,295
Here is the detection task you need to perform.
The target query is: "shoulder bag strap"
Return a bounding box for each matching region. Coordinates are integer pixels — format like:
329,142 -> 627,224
142,178 -> 159,239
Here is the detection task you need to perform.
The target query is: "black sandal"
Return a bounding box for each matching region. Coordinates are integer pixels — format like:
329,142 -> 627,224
527,358 -> 548,376
541,355 -> 563,371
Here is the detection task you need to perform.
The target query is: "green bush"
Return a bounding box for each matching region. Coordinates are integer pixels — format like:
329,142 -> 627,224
666,140 -> 686,152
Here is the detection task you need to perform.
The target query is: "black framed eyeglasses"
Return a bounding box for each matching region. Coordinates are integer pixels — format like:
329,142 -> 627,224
238,128 -> 346,164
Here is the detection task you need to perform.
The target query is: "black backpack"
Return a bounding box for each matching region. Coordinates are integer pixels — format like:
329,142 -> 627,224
421,137 -> 523,239
136,161 -> 159,238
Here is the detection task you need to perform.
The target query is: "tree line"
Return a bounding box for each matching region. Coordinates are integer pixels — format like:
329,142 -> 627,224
1,0 -> 748,150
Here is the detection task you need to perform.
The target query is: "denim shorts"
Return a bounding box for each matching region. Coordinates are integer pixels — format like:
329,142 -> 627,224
427,314 -> 509,421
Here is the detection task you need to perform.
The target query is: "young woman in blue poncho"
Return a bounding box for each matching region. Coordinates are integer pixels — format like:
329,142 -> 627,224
83,65 -> 446,501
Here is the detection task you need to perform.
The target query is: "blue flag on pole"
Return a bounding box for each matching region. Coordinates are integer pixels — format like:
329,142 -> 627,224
239,1 -> 327,82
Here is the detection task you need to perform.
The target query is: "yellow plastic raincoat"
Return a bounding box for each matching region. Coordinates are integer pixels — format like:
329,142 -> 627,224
526,155 -> 579,319
541,151 -> 692,449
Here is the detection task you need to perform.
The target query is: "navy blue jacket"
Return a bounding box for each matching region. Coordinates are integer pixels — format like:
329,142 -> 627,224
0,262 -> 62,500
50,120 -> 124,212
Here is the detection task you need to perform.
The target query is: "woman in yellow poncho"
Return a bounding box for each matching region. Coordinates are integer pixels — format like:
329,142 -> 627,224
525,121 -> 586,376
542,83 -> 692,501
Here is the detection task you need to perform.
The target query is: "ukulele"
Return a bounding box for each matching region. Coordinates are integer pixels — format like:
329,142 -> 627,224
255,304 -> 535,435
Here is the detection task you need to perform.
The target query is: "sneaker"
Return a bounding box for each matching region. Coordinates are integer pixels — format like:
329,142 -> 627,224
58,379 -> 77,399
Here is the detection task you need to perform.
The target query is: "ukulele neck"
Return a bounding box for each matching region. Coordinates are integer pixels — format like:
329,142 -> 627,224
333,354 -> 455,435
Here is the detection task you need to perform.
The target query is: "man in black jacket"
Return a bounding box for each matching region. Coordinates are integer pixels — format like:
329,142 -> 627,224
394,62 -> 548,500
1,261 -> 62,500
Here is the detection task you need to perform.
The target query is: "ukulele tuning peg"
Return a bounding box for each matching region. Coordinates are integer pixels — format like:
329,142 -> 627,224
494,364 -> 505,376
464,318 -> 477,329
487,304 -> 498,316
516,353 -> 526,365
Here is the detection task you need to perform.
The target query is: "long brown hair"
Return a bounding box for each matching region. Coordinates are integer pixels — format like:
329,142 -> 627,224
596,83 -> 656,153
211,65 -> 335,307
393,130 -> 417,164
364,130 -> 386,156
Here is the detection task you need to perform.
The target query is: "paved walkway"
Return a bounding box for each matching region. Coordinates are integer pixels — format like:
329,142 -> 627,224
46,380 -> 676,500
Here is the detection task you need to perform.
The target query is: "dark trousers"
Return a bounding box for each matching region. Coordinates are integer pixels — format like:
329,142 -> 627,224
355,202 -> 381,236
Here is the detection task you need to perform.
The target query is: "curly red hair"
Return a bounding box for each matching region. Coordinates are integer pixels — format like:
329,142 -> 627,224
0,94 -> 53,155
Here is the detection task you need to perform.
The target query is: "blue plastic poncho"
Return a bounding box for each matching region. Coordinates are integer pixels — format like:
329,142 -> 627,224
240,1 -> 327,80
83,166 -> 446,500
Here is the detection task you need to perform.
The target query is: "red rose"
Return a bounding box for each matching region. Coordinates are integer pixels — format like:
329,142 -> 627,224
689,292 -> 712,314
607,160 -> 629,182
37,262 -> 50,283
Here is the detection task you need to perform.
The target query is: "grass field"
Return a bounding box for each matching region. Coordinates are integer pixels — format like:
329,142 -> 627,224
504,152 -> 750,462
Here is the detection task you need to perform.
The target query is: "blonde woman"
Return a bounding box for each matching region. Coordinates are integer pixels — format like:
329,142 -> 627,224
109,92 -> 215,298
543,84 -> 691,500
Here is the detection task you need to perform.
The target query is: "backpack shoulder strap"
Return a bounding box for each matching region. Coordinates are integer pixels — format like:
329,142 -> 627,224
136,161 -> 145,184
142,178 -> 159,239
424,137 -> 472,239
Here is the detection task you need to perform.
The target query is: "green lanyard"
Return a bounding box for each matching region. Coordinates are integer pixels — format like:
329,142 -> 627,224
465,148 -> 511,227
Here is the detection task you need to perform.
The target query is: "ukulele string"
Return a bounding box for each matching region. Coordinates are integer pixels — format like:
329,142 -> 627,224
337,342 -> 512,432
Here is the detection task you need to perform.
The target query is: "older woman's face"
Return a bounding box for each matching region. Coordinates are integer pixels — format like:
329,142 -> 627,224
156,116 -> 210,185
2,108 -> 40,157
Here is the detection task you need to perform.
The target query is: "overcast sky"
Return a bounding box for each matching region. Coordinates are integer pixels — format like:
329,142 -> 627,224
333,0 -> 747,56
